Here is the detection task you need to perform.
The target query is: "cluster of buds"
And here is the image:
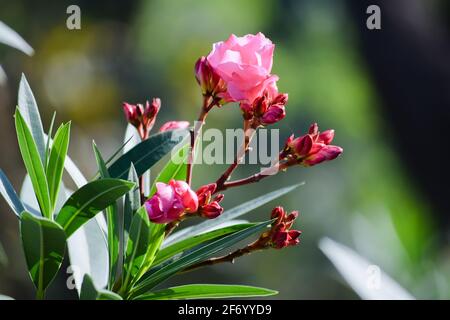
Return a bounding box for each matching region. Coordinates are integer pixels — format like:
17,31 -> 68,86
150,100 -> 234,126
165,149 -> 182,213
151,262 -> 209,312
123,98 -> 161,139
280,123 -> 343,167
255,207 -> 301,249
195,57 -> 229,105
195,183 -> 224,219
240,86 -> 288,127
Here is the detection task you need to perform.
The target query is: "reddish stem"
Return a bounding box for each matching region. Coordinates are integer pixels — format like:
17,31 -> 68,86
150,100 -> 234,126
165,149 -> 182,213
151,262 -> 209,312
186,96 -> 216,186
215,120 -> 255,190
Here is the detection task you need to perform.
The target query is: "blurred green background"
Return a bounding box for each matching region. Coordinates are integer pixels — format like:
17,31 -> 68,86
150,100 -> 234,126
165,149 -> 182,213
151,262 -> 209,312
1,0 -> 449,299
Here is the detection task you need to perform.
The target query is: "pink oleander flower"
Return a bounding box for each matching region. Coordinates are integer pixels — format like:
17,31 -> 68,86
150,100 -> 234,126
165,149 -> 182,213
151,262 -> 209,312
145,180 -> 198,223
240,82 -> 288,126
207,33 -> 279,105
282,123 -> 343,166
159,121 -> 190,132
196,183 -> 224,219
269,207 -> 301,249
123,98 -> 161,138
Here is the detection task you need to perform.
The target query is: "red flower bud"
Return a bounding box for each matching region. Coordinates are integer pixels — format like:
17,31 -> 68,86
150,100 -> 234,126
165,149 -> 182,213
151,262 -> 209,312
303,145 -> 343,166
266,206 -> 301,249
122,98 -> 161,138
123,102 -> 141,128
260,104 -> 286,125
200,201 -> 223,219
283,123 -> 343,167
195,183 -> 224,219
195,56 -> 228,103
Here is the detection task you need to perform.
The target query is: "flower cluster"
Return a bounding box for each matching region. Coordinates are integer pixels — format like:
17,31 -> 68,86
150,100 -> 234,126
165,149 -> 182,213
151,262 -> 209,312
268,207 -> 301,249
123,33 -> 342,253
280,123 -> 343,167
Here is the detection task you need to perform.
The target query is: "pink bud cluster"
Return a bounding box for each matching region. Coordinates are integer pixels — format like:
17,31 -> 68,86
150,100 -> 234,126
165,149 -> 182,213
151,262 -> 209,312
281,123 -> 343,167
269,207 -> 301,249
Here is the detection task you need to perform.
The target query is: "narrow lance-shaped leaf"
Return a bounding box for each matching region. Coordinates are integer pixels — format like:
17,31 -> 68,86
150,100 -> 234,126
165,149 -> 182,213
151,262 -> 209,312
20,212 -> 66,298
122,207 -> 150,290
164,183 -> 303,247
108,129 -> 189,180
18,74 -> 45,163
123,163 -> 140,234
319,237 -> 415,300
15,109 -> 51,218
153,223 -> 255,267
56,178 -> 135,237
135,284 -> 278,300
0,21 -> 34,55
0,169 -> 26,217
46,122 -> 71,212
130,220 -> 272,297
92,142 -> 120,289
44,112 -> 56,169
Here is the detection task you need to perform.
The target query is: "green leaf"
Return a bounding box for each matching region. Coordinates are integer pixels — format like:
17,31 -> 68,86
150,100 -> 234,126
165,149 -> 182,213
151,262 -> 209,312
0,169 -> 26,217
0,21 -> 34,55
56,179 -> 135,237
164,184 -> 303,247
154,223 -> 255,266
130,220 -> 272,297
92,142 -> 120,289
133,222 -> 165,284
0,294 -> 14,300
108,129 -> 189,180
20,211 -> 66,298
123,163 -> 140,234
18,74 -> 45,163
80,275 -> 122,300
46,122 -> 71,212
123,207 -> 150,290
319,237 -> 415,300
149,143 -> 189,196
44,111 -> 56,170
135,284 -> 278,300
15,109 -> 51,218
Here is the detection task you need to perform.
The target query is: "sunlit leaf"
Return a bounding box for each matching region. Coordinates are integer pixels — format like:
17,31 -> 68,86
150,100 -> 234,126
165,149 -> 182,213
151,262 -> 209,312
0,169 -> 26,217
46,122 -> 71,212
18,74 -> 45,163
15,109 -> 51,218
131,220 -> 272,297
135,284 -> 277,300
56,179 -> 134,237
154,223 -> 255,266
0,21 -> 34,55
92,142 -> 120,289
319,237 -> 415,300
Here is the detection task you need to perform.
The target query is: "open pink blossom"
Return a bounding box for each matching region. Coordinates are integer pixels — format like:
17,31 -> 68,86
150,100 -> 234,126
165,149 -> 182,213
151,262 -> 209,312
145,180 -> 198,223
207,33 -> 278,105
159,121 -> 190,132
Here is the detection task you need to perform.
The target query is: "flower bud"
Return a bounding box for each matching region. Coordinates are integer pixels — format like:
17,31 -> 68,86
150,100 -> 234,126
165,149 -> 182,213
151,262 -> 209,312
159,121 -> 190,132
260,104 -> 285,125
265,206 -> 301,249
195,56 -> 228,102
123,102 -> 141,128
196,183 -> 224,219
282,123 -> 343,167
